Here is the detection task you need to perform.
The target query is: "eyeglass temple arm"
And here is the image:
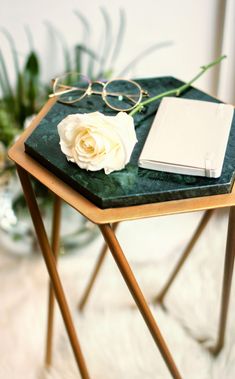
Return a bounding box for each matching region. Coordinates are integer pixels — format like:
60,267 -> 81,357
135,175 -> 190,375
49,84 -> 86,98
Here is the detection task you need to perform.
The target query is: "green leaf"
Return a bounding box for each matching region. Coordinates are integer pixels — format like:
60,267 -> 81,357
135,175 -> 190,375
0,52 -> 17,121
109,8 -> 126,71
73,9 -> 90,45
96,7 -> 112,78
0,107 -> 19,146
0,28 -> 20,75
24,25 -> 34,51
0,49 -> 14,100
25,51 -> 40,76
23,51 -> 40,116
74,9 -> 93,76
75,44 -> 82,73
44,21 -> 72,73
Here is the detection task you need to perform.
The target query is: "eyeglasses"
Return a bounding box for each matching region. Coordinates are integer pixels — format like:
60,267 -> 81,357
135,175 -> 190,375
49,72 -> 149,112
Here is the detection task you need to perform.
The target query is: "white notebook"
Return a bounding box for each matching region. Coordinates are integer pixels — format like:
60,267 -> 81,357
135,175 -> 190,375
138,97 -> 234,178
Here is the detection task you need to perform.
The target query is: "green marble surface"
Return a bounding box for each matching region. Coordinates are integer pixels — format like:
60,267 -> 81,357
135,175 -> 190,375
24,76 -> 235,209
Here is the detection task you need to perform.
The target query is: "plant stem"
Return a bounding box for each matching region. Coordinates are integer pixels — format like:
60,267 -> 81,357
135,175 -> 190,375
130,55 -> 226,117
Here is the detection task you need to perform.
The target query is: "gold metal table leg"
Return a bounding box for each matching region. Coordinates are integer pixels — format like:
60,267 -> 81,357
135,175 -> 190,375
16,166 -> 90,379
78,222 -> 119,311
211,206 -> 235,355
99,223 -> 182,379
153,210 -> 214,304
45,195 -> 62,367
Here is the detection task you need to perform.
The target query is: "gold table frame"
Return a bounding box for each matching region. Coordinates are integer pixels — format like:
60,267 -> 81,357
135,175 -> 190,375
8,99 -> 235,379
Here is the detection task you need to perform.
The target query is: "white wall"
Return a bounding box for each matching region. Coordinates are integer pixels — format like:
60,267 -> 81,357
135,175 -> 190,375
217,0 -> 235,103
0,0 -> 234,103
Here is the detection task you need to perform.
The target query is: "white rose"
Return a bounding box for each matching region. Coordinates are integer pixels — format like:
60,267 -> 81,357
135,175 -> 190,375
57,111 -> 137,174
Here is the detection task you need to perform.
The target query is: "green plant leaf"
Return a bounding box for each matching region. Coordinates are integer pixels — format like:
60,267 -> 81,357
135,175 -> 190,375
24,51 -> 40,116
96,7 -> 112,79
24,25 -> 34,50
73,9 -> 90,46
25,51 -> 40,76
0,50 -> 17,120
0,107 -> 19,146
75,44 -> 82,73
109,8 -> 126,73
0,28 -> 20,75
74,9 -> 97,78
15,71 -> 26,125
44,21 -> 72,73
0,28 -> 23,124
0,49 -> 14,100
74,44 -> 99,76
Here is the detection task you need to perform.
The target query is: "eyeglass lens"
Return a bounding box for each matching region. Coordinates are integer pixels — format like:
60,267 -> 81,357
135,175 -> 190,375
54,73 -> 90,104
104,79 -> 141,111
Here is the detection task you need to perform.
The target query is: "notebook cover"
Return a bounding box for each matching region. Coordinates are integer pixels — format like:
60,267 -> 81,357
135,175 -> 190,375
24,76 -> 235,209
139,97 -> 234,178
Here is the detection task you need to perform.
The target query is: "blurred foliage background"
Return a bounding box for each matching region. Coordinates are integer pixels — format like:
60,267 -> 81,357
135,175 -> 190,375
0,7 -> 171,158
0,7 -> 171,254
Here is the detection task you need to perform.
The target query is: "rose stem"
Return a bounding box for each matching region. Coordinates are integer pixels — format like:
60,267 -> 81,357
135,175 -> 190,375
129,54 -> 227,117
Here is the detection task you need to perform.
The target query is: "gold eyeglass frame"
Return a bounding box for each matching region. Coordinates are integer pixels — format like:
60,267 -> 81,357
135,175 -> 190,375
49,72 -> 149,112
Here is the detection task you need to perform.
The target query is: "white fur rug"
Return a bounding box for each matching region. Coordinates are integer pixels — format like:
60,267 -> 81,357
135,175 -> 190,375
1,209 -> 235,378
